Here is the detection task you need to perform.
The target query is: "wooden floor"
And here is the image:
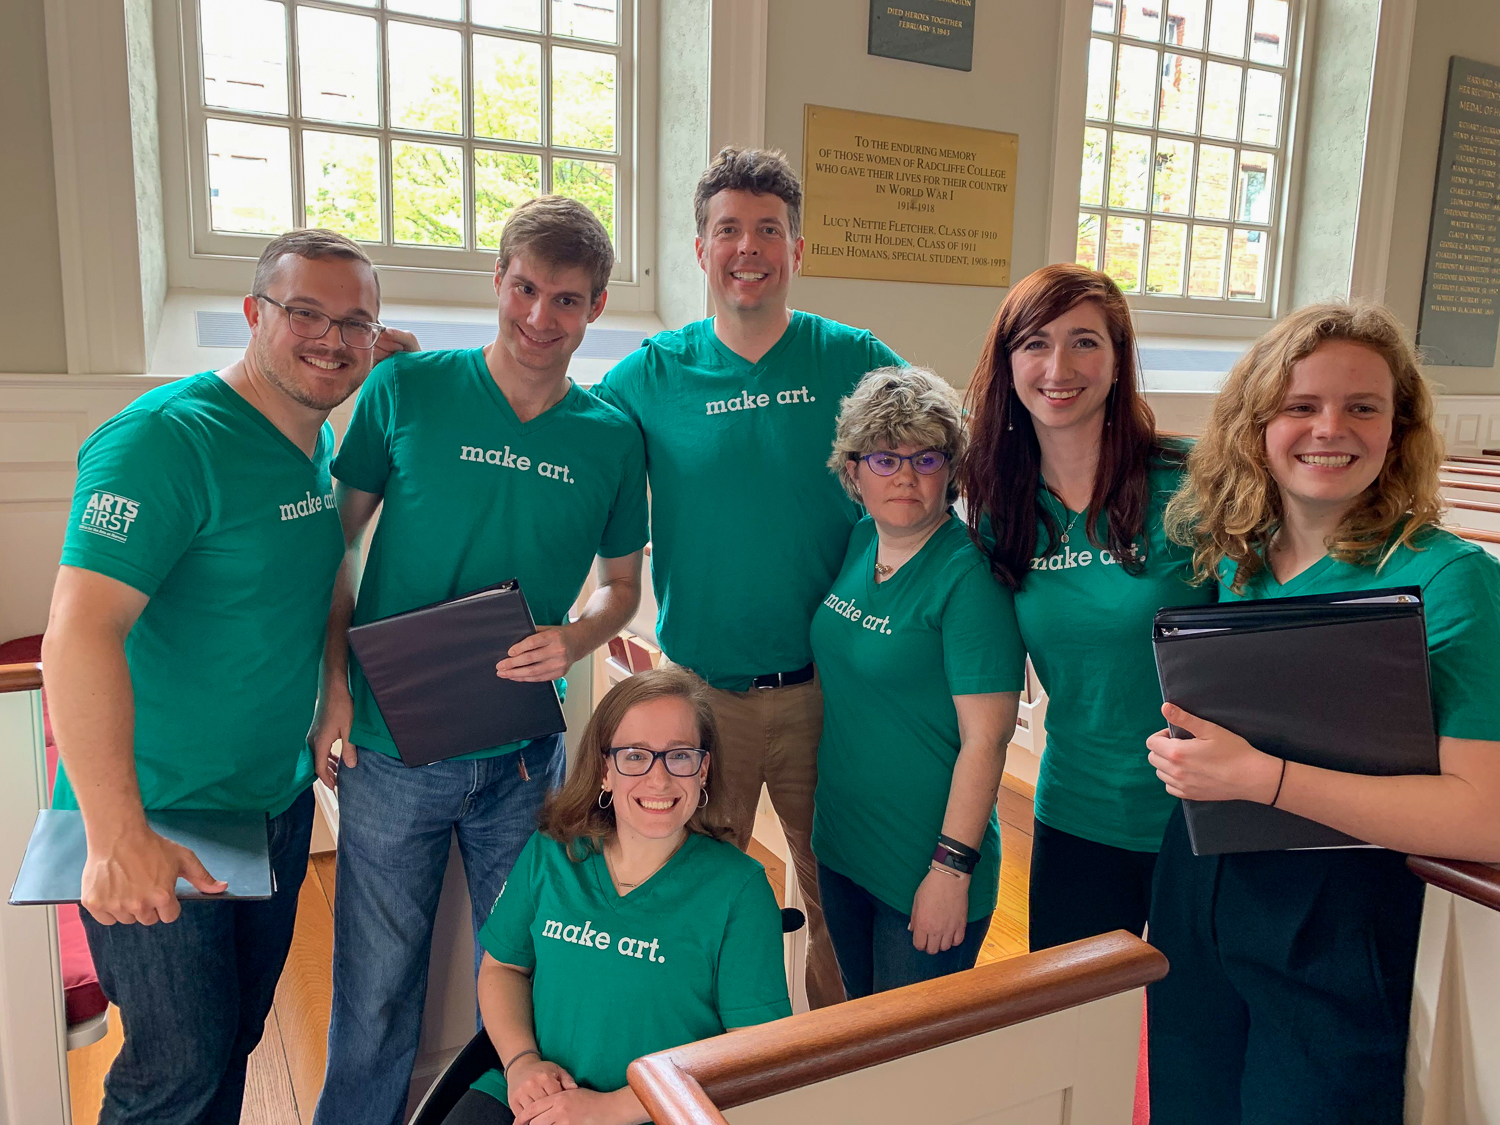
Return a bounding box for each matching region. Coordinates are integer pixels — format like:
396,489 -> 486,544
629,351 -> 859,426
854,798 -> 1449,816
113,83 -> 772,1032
68,783 -> 1034,1125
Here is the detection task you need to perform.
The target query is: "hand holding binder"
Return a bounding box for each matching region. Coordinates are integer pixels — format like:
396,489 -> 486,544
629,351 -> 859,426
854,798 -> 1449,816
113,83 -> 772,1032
1146,703 -> 1291,805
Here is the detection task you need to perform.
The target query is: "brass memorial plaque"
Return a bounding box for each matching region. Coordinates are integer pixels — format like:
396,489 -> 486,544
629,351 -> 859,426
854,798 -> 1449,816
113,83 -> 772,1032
801,104 -> 1017,288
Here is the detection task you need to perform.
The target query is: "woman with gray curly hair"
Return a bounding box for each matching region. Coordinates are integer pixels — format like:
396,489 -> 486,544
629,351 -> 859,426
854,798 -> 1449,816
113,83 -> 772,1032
809,365 -> 1026,997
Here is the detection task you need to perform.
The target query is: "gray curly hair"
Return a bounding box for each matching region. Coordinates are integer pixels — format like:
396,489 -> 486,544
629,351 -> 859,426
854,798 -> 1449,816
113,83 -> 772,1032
828,365 -> 966,504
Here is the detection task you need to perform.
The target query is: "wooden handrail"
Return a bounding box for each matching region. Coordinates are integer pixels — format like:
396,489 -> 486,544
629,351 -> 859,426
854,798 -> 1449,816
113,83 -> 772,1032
1441,477 -> 1500,495
1446,455 -> 1500,466
1408,857 -> 1500,912
1453,526 -> 1500,545
0,662 -> 42,693
1448,498 -> 1500,515
628,931 -> 1167,1125
1442,464 -> 1500,479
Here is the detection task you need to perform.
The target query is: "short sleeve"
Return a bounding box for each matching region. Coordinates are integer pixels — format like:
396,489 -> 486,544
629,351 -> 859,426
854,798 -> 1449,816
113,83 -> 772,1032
61,410 -> 208,598
941,560 -> 1028,696
477,831 -> 544,969
592,345 -> 649,426
866,333 -> 906,371
1424,552 -> 1500,741
598,426 -> 650,559
714,869 -> 793,1029
331,357 -> 399,494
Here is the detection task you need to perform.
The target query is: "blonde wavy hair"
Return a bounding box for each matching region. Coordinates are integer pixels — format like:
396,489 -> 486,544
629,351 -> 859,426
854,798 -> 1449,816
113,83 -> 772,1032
828,365 -> 967,504
1165,302 -> 1445,589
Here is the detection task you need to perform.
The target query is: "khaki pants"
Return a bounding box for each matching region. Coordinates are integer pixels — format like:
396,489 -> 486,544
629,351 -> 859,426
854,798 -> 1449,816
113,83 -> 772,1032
703,671 -> 845,1010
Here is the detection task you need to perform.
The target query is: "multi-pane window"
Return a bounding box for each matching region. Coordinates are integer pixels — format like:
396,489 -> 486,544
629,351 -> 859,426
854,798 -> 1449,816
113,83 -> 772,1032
188,0 -> 630,272
1076,0 -> 1294,308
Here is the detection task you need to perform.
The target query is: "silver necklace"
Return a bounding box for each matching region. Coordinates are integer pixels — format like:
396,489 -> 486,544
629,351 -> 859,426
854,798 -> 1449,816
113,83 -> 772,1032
1057,503 -> 1083,544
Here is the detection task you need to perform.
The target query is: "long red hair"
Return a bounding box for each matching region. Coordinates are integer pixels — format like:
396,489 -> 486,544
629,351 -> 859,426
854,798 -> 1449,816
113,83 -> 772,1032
960,263 -> 1174,590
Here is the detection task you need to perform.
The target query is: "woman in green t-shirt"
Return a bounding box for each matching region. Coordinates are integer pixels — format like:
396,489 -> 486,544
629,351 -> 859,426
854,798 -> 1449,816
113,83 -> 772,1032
442,668 -> 791,1125
811,365 -> 1026,998
1146,302 -> 1500,1124
959,263 -> 1214,952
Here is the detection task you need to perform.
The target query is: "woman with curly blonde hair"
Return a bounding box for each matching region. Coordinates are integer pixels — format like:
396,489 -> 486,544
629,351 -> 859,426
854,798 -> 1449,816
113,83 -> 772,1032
1146,302 -> 1500,1125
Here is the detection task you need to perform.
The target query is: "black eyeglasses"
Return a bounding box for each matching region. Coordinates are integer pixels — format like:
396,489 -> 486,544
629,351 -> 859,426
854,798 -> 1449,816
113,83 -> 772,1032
255,294 -> 385,350
604,747 -> 708,776
850,449 -> 951,476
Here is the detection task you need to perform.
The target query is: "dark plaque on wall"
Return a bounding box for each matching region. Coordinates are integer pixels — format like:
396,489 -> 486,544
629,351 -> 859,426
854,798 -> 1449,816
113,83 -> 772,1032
1417,56 -> 1500,368
868,0 -> 975,72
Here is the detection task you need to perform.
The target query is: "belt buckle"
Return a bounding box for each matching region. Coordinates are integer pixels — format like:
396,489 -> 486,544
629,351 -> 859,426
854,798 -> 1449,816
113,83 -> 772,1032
754,672 -> 781,691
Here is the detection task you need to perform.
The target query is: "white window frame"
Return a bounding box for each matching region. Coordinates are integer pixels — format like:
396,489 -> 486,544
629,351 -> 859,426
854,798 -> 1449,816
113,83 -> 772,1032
1046,0 -> 1313,338
158,0 -> 656,310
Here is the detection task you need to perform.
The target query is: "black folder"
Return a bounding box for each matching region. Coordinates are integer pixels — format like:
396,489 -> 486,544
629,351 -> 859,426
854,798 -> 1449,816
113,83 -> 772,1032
348,579 -> 566,767
9,809 -> 272,905
1152,587 -> 1438,854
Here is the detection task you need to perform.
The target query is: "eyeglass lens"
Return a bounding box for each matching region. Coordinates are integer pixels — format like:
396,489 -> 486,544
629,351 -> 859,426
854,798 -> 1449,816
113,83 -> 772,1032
608,747 -> 706,776
864,450 -> 949,476
281,304 -> 381,349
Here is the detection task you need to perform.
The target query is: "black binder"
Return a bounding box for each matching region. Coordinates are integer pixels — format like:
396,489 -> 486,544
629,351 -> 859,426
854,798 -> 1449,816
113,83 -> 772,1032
348,579 -> 566,767
1152,587 -> 1438,855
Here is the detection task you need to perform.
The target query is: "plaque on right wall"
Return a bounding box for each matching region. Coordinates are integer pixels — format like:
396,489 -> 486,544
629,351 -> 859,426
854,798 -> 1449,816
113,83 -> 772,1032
1417,56 -> 1500,368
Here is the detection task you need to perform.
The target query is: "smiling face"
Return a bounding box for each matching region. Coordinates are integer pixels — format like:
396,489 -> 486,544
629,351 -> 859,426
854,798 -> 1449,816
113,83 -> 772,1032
1263,339 -> 1395,519
1009,300 -> 1118,436
696,189 -> 803,317
493,252 -> 606,378
852,442 -> 952,538
603,696 -> 709,845
246,253 -> 382,411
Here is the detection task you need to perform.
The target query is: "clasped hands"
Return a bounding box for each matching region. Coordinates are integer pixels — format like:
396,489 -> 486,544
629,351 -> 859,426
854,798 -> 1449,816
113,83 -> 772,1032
507,1056 -> 635,1125
1146,703 -> 1283,805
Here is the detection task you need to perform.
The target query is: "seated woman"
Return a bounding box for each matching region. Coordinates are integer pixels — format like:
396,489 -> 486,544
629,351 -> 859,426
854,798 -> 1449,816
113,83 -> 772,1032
811,365 -> 1025,998
1148,302 -> 1500,1124
444,668 -> 792,1125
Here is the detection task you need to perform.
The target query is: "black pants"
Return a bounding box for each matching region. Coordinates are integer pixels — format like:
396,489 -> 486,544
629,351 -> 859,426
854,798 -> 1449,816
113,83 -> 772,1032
1028,818 -> 1157,951
1147,805 -> 1424,1125
441,1090 -> 516,1125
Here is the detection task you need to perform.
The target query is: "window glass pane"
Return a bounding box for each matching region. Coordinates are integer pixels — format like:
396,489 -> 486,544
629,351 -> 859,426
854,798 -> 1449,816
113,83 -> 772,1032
1208,0 -> 1249,56
1188,224 -> 1228,296
476,150 -> 542,248
388,0 -> 460,17
1158,54 -> 1201,133
552,0 -> 617,43
1086,39 -> 1114,121
1250,0 -> 1288,64
1201,61 -> 1242,138
552,157 -> 615,239
297,8 -> 379,125
303,130 -> 381,241
1165,0 -> 1206,49
1236,150 -> 1273,223
1077,212 -> 1102,268
474,35 -> 541,143
207,118 -> 292,233
1242,68 -> 1280,145
202,0 -> 287,115
1230,228 -> 1267,297
1194,143 -> 1235,217
1091,0 -> 1117,33
1153,138 -> 1194,214
392,140 -> 464,245
389,22 -> 462,134
1081,126 -> 1107,207
1108,132 -> 1152,210
1120,1 -> 1161,40
551,47 -> 616,151
1114,44 -> 1158,126
474,0 -> 542,32
1146,219 -> 1189,294
1103,216 -> 1146,292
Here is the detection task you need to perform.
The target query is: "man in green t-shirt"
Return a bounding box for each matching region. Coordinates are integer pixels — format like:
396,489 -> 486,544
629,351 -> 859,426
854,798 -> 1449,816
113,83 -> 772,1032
595,149 -> 904,1009
43,230 -> 415,1125
310,197 -> 648,1125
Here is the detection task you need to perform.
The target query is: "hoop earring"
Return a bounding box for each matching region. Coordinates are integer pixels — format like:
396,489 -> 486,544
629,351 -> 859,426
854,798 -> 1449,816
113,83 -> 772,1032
597,787 -> 613,809
697,786 -> 709,809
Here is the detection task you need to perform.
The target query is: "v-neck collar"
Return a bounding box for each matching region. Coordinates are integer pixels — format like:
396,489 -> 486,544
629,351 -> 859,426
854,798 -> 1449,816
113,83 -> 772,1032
704,310 -> 805,375
588,831 -> 703,914
209,372 -> 324,466
1259,549 -> 1336,596
470,348 -> 579,436
863,514 -> 957,601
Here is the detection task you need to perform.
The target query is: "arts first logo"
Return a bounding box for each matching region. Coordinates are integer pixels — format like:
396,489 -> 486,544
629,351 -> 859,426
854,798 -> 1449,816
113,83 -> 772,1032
79,491 -> 140,543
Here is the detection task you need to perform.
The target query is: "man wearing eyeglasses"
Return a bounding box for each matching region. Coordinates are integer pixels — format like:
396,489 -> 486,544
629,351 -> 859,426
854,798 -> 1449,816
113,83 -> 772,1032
40,229 -> 415,1125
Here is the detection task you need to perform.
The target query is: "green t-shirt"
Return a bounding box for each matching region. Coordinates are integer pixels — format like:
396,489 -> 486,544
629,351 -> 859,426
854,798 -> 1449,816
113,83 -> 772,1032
470,830 -> 791,1105
1221,526 -> 1500,742
594,312 -> 903,689
333,349 -> 649,760
810,515 -> 1027,921
1014,449 -> 1216,852
54,373 -> 339,814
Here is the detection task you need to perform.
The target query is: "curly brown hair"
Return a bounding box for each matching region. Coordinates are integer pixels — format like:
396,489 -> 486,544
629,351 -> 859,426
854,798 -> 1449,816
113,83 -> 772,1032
1164,302 -> 1446,589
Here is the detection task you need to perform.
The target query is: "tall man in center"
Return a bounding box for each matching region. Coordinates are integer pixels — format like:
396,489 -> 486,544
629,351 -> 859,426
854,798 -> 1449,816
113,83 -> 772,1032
596,148 -> 905,1007
311,196 -> 648,1125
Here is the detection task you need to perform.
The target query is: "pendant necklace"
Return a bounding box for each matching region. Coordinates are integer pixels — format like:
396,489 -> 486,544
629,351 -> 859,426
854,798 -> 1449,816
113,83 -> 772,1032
1056,498 -> 1083,544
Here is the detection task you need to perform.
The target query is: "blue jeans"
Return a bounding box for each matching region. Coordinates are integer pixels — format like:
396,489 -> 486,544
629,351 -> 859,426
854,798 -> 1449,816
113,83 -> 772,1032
80,788 -> 315,1125
817,861 -> 991,999
314,736 -> 565,1125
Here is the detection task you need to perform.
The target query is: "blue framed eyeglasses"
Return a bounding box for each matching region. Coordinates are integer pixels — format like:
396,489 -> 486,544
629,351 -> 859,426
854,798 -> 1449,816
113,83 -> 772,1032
851,449 -> 951,476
